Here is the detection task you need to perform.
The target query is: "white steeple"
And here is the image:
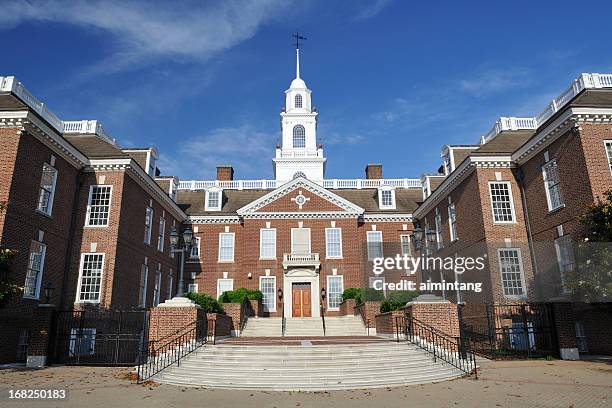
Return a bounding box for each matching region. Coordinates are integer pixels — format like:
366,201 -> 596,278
273,45 -> 326,182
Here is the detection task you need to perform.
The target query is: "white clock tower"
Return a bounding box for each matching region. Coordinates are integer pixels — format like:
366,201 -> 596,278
273,47 -> 326,182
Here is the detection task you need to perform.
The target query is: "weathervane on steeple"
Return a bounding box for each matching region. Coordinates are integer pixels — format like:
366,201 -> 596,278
292,32 -> 307,49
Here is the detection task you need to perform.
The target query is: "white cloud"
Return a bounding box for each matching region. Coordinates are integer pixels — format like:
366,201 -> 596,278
352,0 -> 393,21
159,124 -> 274,180
0,0 -> 293,74
460,69 -> 531,96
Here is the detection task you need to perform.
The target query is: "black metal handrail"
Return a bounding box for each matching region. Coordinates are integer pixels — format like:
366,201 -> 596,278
239,300 -> 248,336
281,301 -> 286,337
396,315 -> 477,379
320,302 -> 326,336
137,318 -> 210,382
356,303 -> 370,336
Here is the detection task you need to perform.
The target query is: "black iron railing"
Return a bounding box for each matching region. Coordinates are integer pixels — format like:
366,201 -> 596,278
320,302 -> 326,336
137,319 -> 210,382
396,315 -> 477,379
356,304 -> 371,336
281,302 -> 286,337
239,301 -> 248,336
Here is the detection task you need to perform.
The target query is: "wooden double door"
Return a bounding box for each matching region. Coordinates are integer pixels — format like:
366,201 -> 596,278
292,283 -> 312,317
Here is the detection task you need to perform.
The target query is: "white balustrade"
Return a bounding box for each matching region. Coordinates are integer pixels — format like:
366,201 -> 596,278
178,178 -> 422,190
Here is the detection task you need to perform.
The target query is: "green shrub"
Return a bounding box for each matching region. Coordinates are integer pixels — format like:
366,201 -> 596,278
361,287 -> 385,302
185,292 -> 224,313
379,290 -> 419,313
342,288 -> 362,301
218,287 -> 263,303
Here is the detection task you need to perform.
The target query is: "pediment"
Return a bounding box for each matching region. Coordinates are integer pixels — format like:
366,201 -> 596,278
236,177 -> 364,216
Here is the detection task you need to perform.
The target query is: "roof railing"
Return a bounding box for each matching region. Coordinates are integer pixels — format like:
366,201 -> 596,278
177,178 -> 422,190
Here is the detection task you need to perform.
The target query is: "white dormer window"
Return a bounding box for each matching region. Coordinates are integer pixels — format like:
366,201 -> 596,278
205,188 -> 222,211
378,187 -> 396,210
295,94 -> 302,108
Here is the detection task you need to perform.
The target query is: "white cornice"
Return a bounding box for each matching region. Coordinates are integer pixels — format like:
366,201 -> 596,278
237,177 -> 365,216
362,214 -> 414,222
243,212 -> 359,219
186,215 -> 241,224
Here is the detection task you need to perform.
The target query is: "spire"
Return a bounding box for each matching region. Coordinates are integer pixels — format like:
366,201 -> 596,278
296,48 -> 300,79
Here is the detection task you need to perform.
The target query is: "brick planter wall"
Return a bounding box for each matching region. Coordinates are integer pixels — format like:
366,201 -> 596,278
375,310 -> 405,336
246,299 -> 261,317
355,301 -> 382,328
339,299 -> 356,316
207,313 -> 232,338
405,301 -> 460,337
221,303 -> 243,334
148,307 -> 207,344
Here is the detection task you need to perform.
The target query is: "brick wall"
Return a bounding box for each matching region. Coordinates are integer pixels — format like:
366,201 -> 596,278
339,299 -> 356,316
405,301 -> 460,337
221,303 -> 242,332
375,310 -> 404,335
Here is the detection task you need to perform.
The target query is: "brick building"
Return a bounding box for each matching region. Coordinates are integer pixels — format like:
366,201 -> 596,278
0,77 -> 186,363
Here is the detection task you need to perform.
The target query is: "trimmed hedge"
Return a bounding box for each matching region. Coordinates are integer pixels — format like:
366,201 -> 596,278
185,292 -> 224,313
342,287 -> 392,305
218,287 -> 263,303
380,290 -> 419,313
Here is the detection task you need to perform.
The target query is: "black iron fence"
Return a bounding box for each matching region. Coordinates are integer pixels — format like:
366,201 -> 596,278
136,318 -> 211,382
460,303 -> 557,359
396,314 -> 477,378
51,309 -> 149,366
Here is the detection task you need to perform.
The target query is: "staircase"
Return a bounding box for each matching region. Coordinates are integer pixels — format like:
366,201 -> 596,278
154,340 -> 464,390
241,316 -> 367,337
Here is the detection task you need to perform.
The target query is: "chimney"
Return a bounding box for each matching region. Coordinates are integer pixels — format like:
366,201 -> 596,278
216,165 -> 234,181
365,164 -> 383,180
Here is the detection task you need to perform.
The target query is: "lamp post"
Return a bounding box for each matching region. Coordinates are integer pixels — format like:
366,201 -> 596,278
170,226 -> 196,296
410,225 -> 438,294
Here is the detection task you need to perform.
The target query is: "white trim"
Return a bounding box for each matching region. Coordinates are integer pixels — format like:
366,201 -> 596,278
218,232 -> 235,263
325,227 -> 343,259
216,278 -> 234,299
187,215 -> 241,224
291,227 -> 311,254
36,163 -> 58,217
604,140 -> 612,175
366,230 -> 383,260
377,186 -> 396,210
75,252 -> 105,304
187,283 -> 199,293
259,275 -> 277,312
542,159 -> 564,212
259,228 -> 277,260
362,213 -> 413,222
144,206 -> 153,245
205,187 -> 223,211
22,240 -> 47,300
190,236 -> 201,259
488,181 -> 517,224
84,185 -> 113,227
497,248 -> 527,299
400,234 -> 411,256
153,268 -> 162,306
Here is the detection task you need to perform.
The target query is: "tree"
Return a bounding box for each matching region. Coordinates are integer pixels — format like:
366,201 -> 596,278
568,189 -> 612,302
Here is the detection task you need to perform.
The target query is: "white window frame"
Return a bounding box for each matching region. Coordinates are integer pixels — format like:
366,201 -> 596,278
153,268 -> 162,306
294,94 -> 303,109
190,236 -> 201,259
448,202 -> 458,242
23,240 -> 47,299
488,181 -> 517,223
497,248 -> 526,299
434,208 -> 443,249
293,125 -> 306,148
85,185 -> 113,227
291,228 -> 311,254
400,234 -> 411,256
187,283 -> 198,293
605,140 -> 612,174
542,159 -> 564,212
367,230 -> 383,260
325,228 -> 343,259
554,235 -> 575,294
205,187 -> 222,211
216,278 -> 234,299
144,206 -> 153,245
138,263 -> 148,308
378,187 -> 396,210
157,216 -> 166,252
327,275 -> 344,311
75,253 -> 105,304
218,232 -> 235,262
167,270 -> 174,299
259,276 -> 277,312
36,163 -> 58,216
259,228 -> 277,259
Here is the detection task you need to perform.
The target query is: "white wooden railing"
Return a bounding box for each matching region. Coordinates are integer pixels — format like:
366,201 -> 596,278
177,178 -> 422,190
63,120 -> 117,145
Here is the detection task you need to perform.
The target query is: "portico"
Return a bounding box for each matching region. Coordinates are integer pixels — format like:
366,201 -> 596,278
283,268 -> 320,318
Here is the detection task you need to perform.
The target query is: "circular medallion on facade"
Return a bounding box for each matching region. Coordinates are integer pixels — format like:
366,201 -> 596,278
295,194 -> 307,206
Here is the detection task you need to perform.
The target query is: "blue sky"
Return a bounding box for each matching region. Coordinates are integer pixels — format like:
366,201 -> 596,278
2,0 -> 612,180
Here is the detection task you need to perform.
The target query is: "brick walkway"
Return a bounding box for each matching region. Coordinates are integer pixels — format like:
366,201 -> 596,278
1,359 -> 610,407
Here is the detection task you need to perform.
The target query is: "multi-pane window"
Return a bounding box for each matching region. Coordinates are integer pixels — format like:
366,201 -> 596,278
157,217 -> 165,252
448,203 -> 458,241
69,328 -> 96,356
218,233 -> 235,262
23,241 -> 46,299
605,141 -> 612,173
325,228 -> 343,258
77,253 -> 104,303
260,229 -> 276,259
85,186 -> 112,226
379,189 -> 395,209
293,125 -> 306,148
259,276 -> 276,312
498,248 -> 525,297
542,160 -> 564,211
187,283 -> 199,293
400,235 -> 411,256
291,228 -> 311,254
190,237 -> 201,259
206,190 -> 221,210
327,275 -> 344,310
489,182 -> 516,223
295,94 -> 303,108
554,235 -> 575,292
435,208 -> 443,249
138,263 -> 148,308
144,207 -> 153,244
216,278 -> 234,299
167,270 -> 174,300
36,164 -> 57,215
367,231 -> 383,260
153,268 -> 162,306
